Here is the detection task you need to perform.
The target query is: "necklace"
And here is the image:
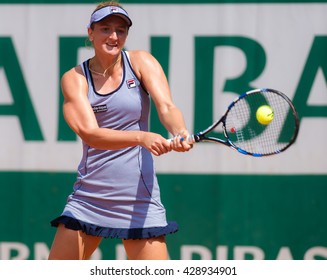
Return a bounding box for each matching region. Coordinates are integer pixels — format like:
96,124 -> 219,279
89,55 -> 121,77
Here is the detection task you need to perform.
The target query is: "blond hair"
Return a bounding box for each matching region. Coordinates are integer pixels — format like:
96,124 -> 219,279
93,1 -> 123,13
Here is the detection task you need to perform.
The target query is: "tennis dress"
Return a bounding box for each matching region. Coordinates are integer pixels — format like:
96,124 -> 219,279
51,51 -> 178,239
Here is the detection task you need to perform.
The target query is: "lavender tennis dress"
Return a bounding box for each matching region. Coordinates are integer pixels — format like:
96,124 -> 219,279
51,51 -> 178,239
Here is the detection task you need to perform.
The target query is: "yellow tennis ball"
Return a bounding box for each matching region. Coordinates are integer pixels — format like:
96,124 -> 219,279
256,105 -> 274,125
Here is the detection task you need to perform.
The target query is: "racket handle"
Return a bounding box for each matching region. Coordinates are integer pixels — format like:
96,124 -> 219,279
167,134 -> 195,144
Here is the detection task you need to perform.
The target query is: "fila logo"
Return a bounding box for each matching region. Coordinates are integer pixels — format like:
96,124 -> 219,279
126,79 -> 136,89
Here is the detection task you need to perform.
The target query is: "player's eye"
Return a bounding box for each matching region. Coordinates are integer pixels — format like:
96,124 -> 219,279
101,27 -> 111,33
116,28 -> 127,35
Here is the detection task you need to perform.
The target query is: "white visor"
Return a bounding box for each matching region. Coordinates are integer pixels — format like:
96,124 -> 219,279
87,6 -> 132,28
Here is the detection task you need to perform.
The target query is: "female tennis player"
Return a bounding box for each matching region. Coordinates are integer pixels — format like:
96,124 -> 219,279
48,1 -> 193,260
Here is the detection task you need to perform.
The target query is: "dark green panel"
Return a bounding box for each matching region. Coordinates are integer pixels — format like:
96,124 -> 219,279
0,172 -> 326,259
0,172 -> 74,242
160,174 -> 327,259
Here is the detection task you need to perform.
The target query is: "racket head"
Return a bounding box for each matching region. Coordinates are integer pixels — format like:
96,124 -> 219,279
222,88 -> 299,156
195,88 -> 299,157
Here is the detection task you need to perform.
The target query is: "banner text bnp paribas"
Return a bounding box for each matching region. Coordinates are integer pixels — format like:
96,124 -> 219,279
0,3 -> 326,260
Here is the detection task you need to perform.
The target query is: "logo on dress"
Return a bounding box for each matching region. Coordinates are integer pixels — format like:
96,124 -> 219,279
92,104 -> 107,113
126,79 -> 136,89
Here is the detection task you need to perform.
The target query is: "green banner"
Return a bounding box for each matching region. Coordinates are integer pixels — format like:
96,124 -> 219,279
1,172 -> 326,260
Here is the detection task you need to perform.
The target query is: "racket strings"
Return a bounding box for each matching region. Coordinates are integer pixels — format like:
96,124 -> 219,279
225,90 -> 297,155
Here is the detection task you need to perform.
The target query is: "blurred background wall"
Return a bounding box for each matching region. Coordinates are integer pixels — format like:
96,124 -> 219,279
0,0 -> 326,259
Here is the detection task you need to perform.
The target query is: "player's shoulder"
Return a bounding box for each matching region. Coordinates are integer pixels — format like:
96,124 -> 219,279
61,65 -> 85,83
126,50 -> 158,72
127,50 -> 156,63
61,65 -> 88,96
127,49 -> 150,57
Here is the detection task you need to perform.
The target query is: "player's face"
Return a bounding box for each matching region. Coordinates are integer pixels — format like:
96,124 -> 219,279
89,16 -> 129,56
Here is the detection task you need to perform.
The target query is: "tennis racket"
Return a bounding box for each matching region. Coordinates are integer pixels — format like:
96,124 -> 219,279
176,88 -> 299,157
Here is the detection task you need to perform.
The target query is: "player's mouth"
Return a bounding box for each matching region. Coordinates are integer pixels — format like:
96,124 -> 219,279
106,43 -> 118,48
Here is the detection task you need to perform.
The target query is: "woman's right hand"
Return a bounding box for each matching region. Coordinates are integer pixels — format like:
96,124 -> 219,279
141,132 -> 172,156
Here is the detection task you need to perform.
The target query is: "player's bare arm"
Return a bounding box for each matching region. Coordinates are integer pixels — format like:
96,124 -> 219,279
129,50 -> 193,151
61,66 -> 170,155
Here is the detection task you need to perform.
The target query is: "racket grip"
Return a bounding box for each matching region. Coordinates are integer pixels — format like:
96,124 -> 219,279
167,134 -> 195,144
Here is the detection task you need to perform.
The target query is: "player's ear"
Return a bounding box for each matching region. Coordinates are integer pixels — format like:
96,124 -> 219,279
87,28 -> 94,42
